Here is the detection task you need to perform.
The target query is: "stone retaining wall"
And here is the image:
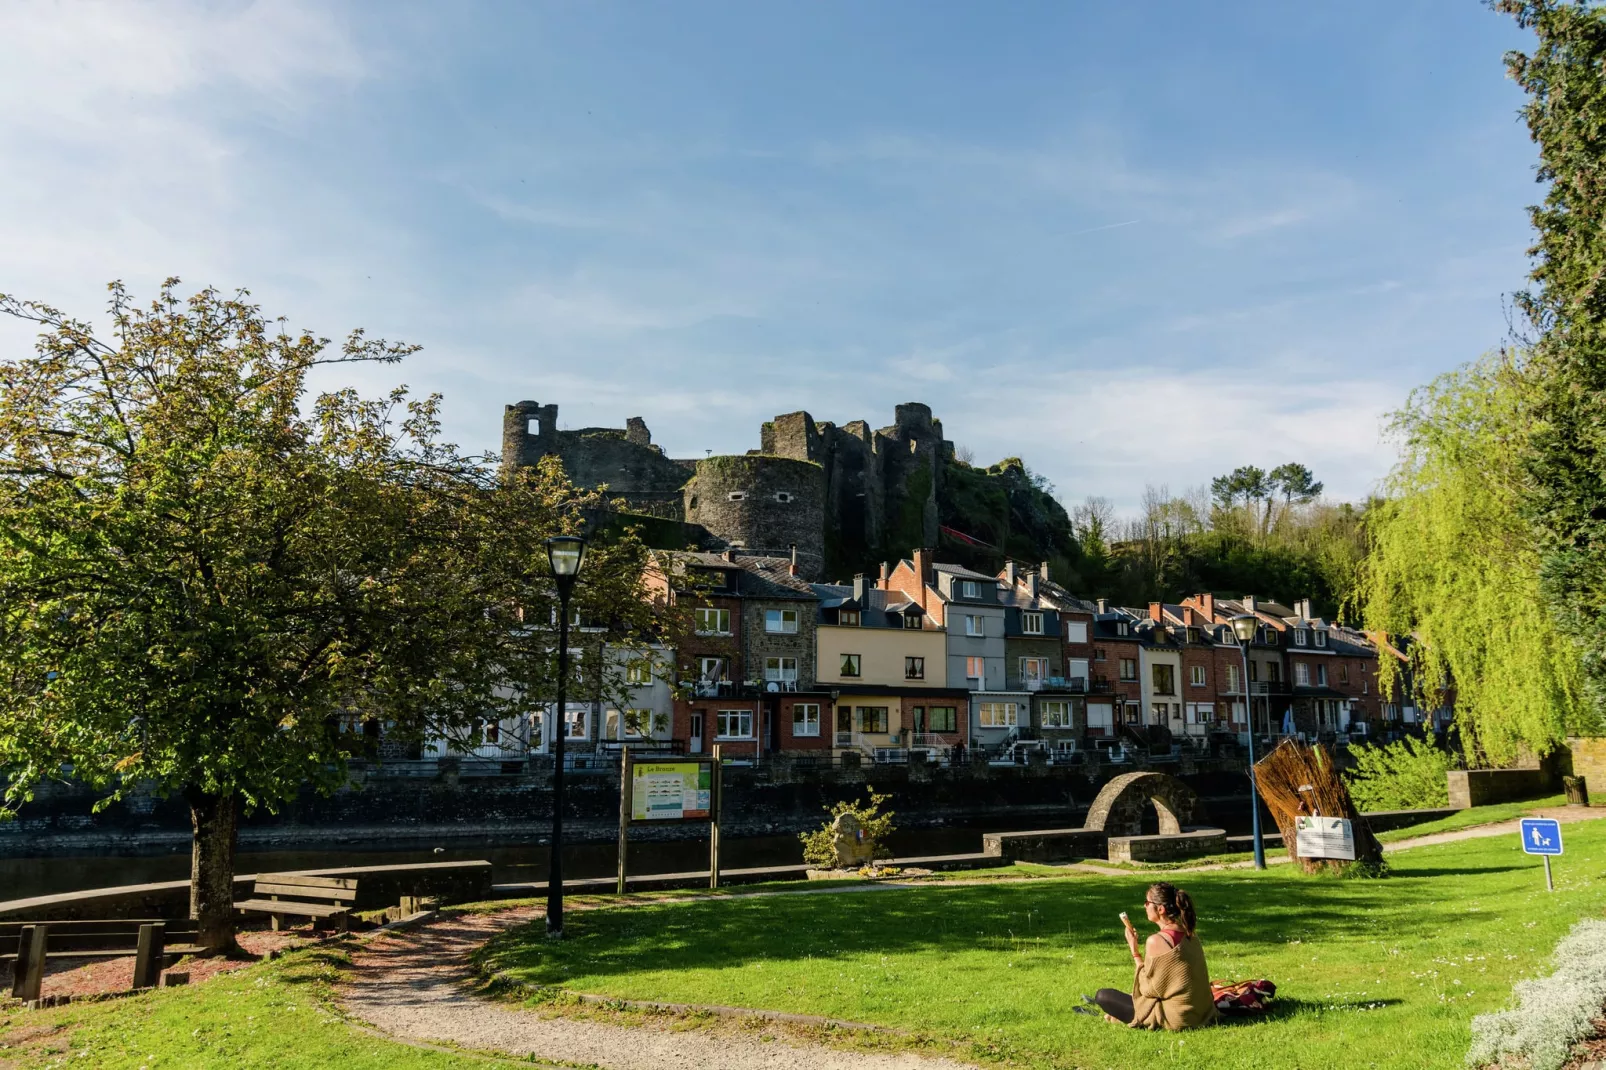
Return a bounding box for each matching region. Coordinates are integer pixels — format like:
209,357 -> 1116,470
1106,828 -> 1227,863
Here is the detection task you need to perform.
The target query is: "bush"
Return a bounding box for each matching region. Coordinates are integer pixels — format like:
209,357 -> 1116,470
799,787 -> 896,869
1344,736 -> 1456,811
1468,919 -> 1606,1070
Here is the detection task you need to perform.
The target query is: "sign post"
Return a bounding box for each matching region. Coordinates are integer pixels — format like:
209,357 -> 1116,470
1520,817 -> 1563,892
617,744 -> 630,894
710,744 -> 723,890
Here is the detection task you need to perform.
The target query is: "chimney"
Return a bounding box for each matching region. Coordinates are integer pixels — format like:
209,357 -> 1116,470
1200,593 -> 1215,622
1243,594 -> 1257,613
1026,571 -> 1039,598
1002,560 -> 1018,587
788,544 -> 799,578
1183,606 -> 1197,626
1296,597 -> 1311,620
912,547 -> 933,584
878,561 -> 890,585
1149,602 -> 1164,622
852,573 -> 871,604
1097,598 -> 1109,614
723,548 -> 737,563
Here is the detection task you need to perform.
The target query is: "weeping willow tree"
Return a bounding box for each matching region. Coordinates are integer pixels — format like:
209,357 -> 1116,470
1357,352 -> 1594,764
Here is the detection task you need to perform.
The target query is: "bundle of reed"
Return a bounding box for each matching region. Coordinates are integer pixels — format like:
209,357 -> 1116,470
1253,738 -> 1384,873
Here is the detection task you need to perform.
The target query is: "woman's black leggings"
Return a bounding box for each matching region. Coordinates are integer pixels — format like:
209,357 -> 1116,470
1095,988 -> 1134,1023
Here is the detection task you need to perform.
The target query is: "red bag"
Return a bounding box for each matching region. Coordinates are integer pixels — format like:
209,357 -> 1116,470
1211,979 -> 1277,1015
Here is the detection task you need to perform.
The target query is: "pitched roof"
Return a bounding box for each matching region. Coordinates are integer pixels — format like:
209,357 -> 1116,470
659,551 -> 817,599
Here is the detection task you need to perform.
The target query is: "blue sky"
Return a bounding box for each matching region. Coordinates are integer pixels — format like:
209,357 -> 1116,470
0,1 -> 1538,512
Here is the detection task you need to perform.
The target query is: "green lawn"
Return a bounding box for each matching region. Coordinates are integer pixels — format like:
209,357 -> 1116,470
1373,795 -> 1570,843
478,819 -> 1606,1070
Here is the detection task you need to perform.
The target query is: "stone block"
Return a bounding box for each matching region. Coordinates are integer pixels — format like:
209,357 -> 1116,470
1105,828 -> 1226,863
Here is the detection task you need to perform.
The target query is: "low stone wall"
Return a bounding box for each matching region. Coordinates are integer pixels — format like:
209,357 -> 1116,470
1362,807 -> 1460,832
1447,769 -> 1557,810
981,828 -> 1107,864
0,860 -> 493,922
1106,828 -> 1226,863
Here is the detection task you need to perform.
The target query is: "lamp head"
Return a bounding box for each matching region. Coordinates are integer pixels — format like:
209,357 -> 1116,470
547,535 -> 587,578
1230,613 -> 1259,643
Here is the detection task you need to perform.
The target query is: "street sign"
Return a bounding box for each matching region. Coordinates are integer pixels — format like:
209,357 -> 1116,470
1520,817 -> 1563,893
1295,816 -> 1356,861
1520,818 -> 1563,856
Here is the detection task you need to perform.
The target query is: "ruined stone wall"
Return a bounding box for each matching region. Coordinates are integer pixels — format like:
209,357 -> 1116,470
501,401 -> 692,513
683,456 -> 826,578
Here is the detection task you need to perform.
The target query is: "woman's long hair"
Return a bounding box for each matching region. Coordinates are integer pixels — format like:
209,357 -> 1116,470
1147,882 -> 1197,935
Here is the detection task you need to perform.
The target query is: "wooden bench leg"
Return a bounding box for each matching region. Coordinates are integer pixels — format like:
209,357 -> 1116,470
270,914 -> 282,932
11,924 -> 46,1002
132,922 -> 166,989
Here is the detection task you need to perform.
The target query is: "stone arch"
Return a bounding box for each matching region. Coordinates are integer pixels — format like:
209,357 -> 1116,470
1083,772 -> 1200,837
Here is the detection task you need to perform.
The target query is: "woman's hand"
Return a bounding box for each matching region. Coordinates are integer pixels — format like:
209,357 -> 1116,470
1124,924 -> 1141,961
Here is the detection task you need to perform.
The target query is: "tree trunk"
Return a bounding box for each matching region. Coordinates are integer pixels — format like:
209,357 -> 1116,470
187,787 -> 240,953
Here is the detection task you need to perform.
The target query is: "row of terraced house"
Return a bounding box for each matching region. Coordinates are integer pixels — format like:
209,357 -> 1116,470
434,548 -> 1441,767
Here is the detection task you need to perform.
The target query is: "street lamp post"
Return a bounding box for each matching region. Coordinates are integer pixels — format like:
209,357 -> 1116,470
545,534 -> 587,938
1231,613 -> 1268,871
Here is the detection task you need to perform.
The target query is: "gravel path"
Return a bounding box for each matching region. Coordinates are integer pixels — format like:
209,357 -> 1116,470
340,908 -> 976,1070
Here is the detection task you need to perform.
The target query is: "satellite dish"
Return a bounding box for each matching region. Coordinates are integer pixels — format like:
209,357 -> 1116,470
766,681 -> 780,692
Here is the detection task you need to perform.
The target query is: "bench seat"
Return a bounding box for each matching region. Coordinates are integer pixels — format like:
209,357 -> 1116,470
234,898 -> 347,919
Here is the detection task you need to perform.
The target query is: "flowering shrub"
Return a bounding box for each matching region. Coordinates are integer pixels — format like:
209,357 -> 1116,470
1345,736 -> 1456,811
1467,918 -> 1606,1070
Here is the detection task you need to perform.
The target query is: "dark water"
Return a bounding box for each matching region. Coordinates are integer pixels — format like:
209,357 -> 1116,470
1,799 -> 1260,903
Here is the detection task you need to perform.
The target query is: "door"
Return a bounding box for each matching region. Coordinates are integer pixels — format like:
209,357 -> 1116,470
690,712 -> 704,754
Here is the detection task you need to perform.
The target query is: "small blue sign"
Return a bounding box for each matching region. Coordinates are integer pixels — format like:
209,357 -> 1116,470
1521,818 -> 1564,856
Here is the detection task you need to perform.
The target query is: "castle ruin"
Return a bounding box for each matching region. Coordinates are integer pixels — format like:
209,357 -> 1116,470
501,401 -> 952,580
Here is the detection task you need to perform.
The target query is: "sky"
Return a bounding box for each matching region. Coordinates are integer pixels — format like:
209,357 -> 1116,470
0,1 -> 1541,513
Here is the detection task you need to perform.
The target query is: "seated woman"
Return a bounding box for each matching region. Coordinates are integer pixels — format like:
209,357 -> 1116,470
1090,881 -> 1217,1031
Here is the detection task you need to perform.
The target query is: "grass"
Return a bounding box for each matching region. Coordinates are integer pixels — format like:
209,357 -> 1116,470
477,818 -> 1606,1070
1373,795 -> 1570,843
0,946 -> 488,1069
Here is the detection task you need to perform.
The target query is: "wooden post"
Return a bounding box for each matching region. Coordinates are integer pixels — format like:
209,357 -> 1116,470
11,924 -> 46,1001
132,922 -> 166,989
710,744 -> 723,889
617,744 -> 631,895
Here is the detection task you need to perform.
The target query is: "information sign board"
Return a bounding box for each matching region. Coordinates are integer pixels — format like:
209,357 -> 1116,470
1294,816 -> 1356,860
630,760 -> 713,822
1520,818 -> 1563,856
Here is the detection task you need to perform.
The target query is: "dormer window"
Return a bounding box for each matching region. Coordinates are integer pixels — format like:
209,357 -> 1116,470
902,613 -> 923,630
1294,629 -> 1309,647
960,580 -> 980,599
1022,611 -> 1043,634
1315,630 -> 1328,648
839,610 -> 860,627
1116,621 -> 1129,637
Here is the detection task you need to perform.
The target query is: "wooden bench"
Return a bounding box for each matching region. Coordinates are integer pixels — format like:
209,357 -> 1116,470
235,874 -> 359,932
2,919 -> 203,1000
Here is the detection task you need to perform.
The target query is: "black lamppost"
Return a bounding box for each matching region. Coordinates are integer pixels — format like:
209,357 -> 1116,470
1231,613 -> 1268,871
545,534 -> 587,938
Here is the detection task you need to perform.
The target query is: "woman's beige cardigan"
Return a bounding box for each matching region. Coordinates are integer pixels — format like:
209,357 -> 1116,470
1129,934 -> 1218,1031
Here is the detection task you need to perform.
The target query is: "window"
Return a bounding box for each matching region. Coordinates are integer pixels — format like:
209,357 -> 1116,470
695,607 -> 731,635
965,614 -> 984,637
1339,664 -> 1350,685
1190,665 -> 1207,687
1294,629 -> 1309,647
765,608 -> 799,634
764,656 -> 797,683
605,709 -> 659,738
1066,621 -> 1089,644
1022,611 -> 1044,634
1267,661 -> 1281,683
960,580 -> 980,599
564,709 -> 588,739
1315,630 -> 1328,648
1316,664 -> 1328,686
1040,700 -> 1072,728
838,609 -> 861,627
698,656 -> 727,682
1248,659 -> 1259,682
1152,702 -> 1175,723
1021,657 -> 1047,684
1295,663 -> 1310,686
836,705 -> 852,735
978,701 -> 1017,728
775,491 -> 794,503
1226,664 -> 1241,692
902,612 -> 924,629
965,655 -> 985,681
716,709 -> 753,739
1087,703 -> 1114,734
926,706 -> 957,733
625,661 -> 652,686
792,703 -> 820,737
1119,658 -> 1137,681
726,491 -> 746,502
1116,621 -> 1130,636
905,656 -> 925,680
1094,647 -> 1107,662
857,706 -> 889,733
839,653 -> 861,677
1152,664 -> 1176,695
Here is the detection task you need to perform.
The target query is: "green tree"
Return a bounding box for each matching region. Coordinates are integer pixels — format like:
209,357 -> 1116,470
0,282 -> 666,949
1344,737 -> 1457,811
1498,0 -> 1606,711
1355,353 -> 1593,763
1270,462 -> 1323,505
